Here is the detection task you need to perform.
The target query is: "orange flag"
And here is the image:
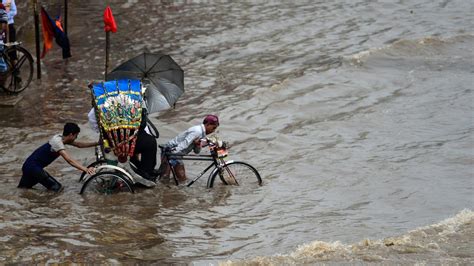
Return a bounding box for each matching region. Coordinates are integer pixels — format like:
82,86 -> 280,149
40,7 -> 71,59
103,6 -> 117,33
40,7 -> 54,58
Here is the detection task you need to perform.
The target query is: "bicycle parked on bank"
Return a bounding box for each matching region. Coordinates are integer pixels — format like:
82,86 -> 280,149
0,41 -> 34,94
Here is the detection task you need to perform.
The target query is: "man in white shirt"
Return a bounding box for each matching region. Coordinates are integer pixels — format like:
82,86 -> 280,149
160,115 -> 219,183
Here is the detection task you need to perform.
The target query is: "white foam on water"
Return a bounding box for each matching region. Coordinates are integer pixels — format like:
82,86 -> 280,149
221,209 -> 474,265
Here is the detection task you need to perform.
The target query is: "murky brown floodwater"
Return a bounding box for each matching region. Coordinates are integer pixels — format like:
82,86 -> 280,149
1,0 -> 473,264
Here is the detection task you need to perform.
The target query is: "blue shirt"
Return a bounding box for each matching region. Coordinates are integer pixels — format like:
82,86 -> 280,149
22,135 -> 65,173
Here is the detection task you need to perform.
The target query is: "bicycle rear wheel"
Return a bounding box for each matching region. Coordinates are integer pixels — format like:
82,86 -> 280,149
79,160 -> 108,182
1,46 -> 34,93
80,171 -> 134,195
208,161 -> 262,188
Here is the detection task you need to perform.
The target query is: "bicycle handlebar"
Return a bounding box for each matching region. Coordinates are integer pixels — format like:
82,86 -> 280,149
205,138 -> 229,149
159,138 -> 230,156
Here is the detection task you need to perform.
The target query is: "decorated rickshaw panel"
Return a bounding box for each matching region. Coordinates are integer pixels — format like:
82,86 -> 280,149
90,79 -> 143,160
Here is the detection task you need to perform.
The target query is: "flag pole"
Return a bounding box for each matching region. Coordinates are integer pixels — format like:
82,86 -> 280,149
103,5 -> 116,81
105,31 -> 109,80
32,0 -> 41,79
64,0 -> 68,35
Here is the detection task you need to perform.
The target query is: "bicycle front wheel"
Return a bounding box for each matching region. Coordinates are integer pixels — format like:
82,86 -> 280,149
1,46 -> 34,93
80,171 -> 134,195
207,161 -> 262,188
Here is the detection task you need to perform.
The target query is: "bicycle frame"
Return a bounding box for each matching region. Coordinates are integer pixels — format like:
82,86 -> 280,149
164,152 -> 232,187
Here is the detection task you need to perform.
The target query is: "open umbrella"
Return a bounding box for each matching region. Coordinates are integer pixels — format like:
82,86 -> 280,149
106,52 -> 184,113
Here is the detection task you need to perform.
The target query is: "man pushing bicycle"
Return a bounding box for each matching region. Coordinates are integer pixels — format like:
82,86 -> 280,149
159,115 -> 220,183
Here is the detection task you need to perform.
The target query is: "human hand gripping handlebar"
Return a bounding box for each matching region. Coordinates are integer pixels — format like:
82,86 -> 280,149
202,137 -> 229,150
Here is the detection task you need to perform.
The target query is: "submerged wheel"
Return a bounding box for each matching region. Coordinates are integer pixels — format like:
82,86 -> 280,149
207,161 -> 262,188
1,46 -> 34,93
79,160 -> 108,182
80,171 -> 134,195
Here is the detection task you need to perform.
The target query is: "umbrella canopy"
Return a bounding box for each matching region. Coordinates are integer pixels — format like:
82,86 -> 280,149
107,52 -> 184,113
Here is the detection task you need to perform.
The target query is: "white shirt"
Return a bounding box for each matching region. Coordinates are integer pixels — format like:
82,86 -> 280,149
166,124 -> 206,154
2,0 -> 16,24
49,134 -> 65,152
88,108 -> 99,133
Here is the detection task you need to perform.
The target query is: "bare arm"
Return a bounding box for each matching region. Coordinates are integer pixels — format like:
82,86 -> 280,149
69,140 -> 99,148
59,150 -> 95,175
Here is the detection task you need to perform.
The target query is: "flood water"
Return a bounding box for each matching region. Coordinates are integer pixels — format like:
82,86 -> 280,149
0,0 -> 473,264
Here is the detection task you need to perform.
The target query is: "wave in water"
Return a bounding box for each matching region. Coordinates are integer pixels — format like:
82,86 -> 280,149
348,34 -> 474,66
222,209 -> 473,265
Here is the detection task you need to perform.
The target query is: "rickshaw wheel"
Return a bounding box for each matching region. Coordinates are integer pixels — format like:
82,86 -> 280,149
80,171 -> 134,195
79,160 -> 108,182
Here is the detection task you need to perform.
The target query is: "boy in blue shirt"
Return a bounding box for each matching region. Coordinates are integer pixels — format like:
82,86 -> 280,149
18,123 -> 97,192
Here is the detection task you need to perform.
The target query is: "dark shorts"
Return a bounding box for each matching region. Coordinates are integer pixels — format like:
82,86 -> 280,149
18,167 -> 62,192
168,156 -> 183,166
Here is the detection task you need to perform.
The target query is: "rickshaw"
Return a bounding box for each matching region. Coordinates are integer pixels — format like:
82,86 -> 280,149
79,52 -> 184,195
79,78 -> 157,194
79,53 -> 262,195
79,78 -> 263,194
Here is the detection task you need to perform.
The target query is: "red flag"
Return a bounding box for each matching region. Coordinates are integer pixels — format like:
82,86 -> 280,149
103,6 -> 117,33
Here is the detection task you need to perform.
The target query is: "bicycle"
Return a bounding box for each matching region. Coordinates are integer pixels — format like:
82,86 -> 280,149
0,42 -> 34,94
79,136 -> 262,194
160,137 -> 262,188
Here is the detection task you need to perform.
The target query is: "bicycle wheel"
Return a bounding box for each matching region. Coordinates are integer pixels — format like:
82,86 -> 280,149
80,171 -> 134,195
2,46 -> 34,93
79,160 -> 108,182
207,161 -> 262,188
